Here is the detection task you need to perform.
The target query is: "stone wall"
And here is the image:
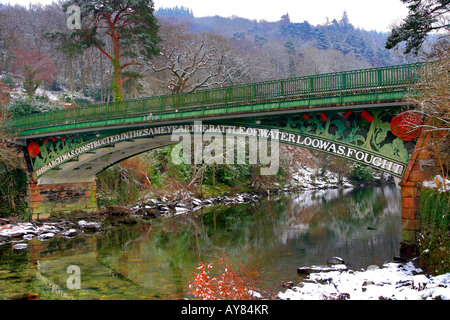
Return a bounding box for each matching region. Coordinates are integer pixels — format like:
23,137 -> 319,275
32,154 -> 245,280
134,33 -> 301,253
27,180 -> 97,219
399,130 -> 438,246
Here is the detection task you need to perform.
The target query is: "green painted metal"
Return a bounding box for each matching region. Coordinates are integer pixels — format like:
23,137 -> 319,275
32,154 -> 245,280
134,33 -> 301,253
237,108 -> 413,177
9,63 -> 425,136
26,107 -> 414,179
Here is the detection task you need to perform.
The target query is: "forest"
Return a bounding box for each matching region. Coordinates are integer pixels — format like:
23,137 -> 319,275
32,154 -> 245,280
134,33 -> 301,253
0,2 -> 415,104
0,1 -> 444,215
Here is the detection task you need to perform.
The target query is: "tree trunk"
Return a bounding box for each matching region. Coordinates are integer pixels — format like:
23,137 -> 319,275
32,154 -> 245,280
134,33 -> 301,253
87,54 -> 91,98
68,55 -> 73,95
106,63 -> 112,103
100,52 -> 104,102
80,54 -> 86,96
111,35 -> 124,102
0,51 -> 4,75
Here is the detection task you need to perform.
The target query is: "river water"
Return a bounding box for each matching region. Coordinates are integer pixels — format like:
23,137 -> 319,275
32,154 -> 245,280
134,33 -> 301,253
0,186 -> 402,300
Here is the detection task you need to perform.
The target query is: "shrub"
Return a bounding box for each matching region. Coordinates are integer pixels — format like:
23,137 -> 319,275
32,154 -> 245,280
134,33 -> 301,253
96,165 -> 141,206
188,249 -> 263,300
349,164 -> 374,183
0,166 -> 27,216
418,187 -> 450,275
420,188 -> 450,234
8,95 -> 62,116
188,259 -> 258,300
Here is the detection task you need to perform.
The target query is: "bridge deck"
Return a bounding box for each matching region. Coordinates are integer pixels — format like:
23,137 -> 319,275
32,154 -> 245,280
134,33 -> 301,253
9,63 -> 425,136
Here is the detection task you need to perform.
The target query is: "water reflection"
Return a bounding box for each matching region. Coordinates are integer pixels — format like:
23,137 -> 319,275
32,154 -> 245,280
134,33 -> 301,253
0,186 -> 401,300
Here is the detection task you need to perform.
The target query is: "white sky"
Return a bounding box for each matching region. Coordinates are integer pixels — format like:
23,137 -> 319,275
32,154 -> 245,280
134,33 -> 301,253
2,0 -> 409,32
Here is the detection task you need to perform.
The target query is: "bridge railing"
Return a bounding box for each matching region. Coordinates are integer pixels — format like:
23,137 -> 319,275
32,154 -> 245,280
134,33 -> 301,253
9,63 -> 425,133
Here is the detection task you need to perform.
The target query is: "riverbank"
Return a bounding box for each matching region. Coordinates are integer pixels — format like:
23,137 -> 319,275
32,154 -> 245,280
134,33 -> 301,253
0,180 -> 355,247
277,259 -> 450,300
0,218 -> 102,248
126,164 -> 385,215
1,185 -> 448,300
100,165 -> 367,217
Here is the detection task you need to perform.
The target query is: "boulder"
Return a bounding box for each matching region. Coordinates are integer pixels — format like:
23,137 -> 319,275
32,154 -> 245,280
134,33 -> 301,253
298,264 -> 348,275
62,229 -> 78,237
13,243 -> 28,250
78,220 -> 102,232
38,232 -> 56,241
327,257 -> 345,265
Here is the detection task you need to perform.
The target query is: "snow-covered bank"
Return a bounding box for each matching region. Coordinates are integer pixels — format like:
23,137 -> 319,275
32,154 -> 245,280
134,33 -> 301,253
130,166 -> 365,217
278,261 -> 450,300
290,166 -> 354,190
423,175 -> 450,193
131,191 -> 263,217
288,165 -> 394,190
0,220 -> 102,248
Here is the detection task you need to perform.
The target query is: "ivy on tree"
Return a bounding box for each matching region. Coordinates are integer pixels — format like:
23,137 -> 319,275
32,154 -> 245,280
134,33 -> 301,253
62,0 -> 161,101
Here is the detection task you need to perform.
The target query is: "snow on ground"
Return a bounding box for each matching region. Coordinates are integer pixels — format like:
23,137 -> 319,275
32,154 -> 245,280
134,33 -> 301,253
423,175 -> 450,193
34,87 -> 61,101
278,261 -> 450,300
290,166 -> 353,190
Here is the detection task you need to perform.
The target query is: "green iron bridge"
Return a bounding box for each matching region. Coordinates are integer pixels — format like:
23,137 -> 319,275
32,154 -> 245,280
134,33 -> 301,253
12,62 -> 424,135
8,62 -> 430,242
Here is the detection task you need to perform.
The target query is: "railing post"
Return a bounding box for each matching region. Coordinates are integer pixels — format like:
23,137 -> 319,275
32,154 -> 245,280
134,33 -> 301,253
308,76 -> 314,105
377,68 -> 383,99
279,81 -> 284,107
341,73 -> 346,103
180,94 -> 184,115
251,84 -> 255,110
203,91 -> 206,113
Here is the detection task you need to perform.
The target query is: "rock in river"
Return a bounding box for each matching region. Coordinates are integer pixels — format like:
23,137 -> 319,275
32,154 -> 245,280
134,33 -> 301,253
298,264 -> 348,275
13,243 -> 28,250
78,220 -> 102,232
327,257 -> 345,265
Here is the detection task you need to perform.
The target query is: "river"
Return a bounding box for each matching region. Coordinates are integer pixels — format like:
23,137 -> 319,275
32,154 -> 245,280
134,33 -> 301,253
0,186 -> 402,300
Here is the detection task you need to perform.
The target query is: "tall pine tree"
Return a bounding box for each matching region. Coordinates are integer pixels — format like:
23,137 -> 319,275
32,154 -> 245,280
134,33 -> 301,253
63,0 -> 161,101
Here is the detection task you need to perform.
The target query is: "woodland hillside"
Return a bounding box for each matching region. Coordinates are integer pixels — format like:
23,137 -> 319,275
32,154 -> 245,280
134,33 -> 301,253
0,3 -> 418,103
0,2 -> 421,213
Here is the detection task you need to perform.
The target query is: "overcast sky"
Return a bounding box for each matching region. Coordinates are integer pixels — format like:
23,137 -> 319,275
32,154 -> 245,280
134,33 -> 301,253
3,0 -> 409,32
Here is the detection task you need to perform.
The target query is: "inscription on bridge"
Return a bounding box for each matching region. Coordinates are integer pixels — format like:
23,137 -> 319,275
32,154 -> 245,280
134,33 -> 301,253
32,121 -> 406,178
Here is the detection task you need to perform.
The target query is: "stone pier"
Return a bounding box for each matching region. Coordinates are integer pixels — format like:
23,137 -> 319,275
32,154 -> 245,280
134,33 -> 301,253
26,180 -> 97,219
399,130 -> 439,255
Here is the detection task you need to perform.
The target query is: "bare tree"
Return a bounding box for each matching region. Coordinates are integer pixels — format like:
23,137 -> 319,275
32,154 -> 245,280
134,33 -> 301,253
0,89 -> 21,210
148,22 -> 245,94
404,45 -> 450,190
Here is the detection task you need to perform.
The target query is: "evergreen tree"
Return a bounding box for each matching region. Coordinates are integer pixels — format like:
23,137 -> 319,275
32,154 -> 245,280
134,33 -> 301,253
284,39 -> 296,55
284,39 -> 297,77
339,10 -> 353,31
156,6 -> 194,17
44,30 -> 82,95
386,0 -> 450,54
62,0 -> 160,101
315,29 -> 330,50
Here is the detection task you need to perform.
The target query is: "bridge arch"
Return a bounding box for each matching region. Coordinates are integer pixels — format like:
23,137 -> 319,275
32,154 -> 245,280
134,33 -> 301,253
26,107 -> 415,183
22,107 -> 419,218
12,63 -> 434,246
